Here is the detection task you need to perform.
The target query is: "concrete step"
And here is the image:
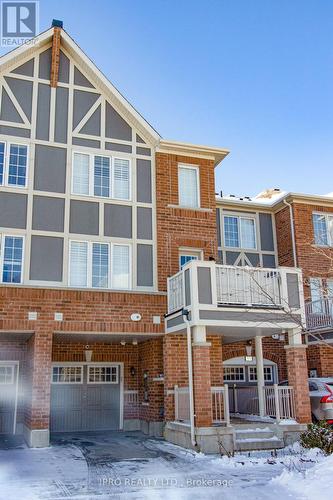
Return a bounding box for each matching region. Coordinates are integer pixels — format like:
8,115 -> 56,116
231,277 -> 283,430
235,428 -> 275,440
235,436 -> 284,451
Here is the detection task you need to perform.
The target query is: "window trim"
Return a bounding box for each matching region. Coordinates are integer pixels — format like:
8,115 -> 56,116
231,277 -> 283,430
223,214 -> 257,250
0,141 -> 29,189
71,150 -> 131,201
87,364 -> 119,384
178,163 -> 200,209
68,240 -> 132,290
313,212 -> 333,247
0,234 -> 25,285
223,366 -> 246,382
179,248 -> 203,270
51,365 -> 84,384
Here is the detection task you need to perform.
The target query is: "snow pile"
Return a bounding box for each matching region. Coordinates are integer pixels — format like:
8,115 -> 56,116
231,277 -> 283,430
272,449 -> 332,500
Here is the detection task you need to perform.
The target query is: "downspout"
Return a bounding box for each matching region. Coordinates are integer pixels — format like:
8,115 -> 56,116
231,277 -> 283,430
182,309 -> 196,447
283,199 -> 297,267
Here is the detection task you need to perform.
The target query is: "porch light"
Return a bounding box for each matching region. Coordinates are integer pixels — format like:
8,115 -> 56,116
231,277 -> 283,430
130,366 -> 136,377
120,341 -> 126,346
245,342 -> 253,361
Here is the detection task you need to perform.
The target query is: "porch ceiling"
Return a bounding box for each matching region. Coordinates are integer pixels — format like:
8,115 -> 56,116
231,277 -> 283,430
53,332 -> 164,344
0,330 -> 34,342
206,325 -> 282,344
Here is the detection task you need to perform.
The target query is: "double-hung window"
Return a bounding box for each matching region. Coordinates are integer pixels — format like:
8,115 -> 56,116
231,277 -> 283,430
178,165 -> 200,208
69,241 -> 130,289
313,213 -> 333,246
72,152 -> 130,201
0,235 -> 24,284
0,141 -> 28,187
223,215 -> 256,249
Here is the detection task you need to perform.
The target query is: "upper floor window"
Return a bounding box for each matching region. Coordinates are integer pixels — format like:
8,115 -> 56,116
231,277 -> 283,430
72,152 -> 131,201
313,213 -> 333,246
223,215 -> 256,249
0,235 -> 24,284
179,249 -> 202,269
0,142 -> 28,188
69,240 -> 131,290
178,164 -> 200,208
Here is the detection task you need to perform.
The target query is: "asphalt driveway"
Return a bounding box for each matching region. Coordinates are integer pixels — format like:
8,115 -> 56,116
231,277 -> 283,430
0,430 -> 321,499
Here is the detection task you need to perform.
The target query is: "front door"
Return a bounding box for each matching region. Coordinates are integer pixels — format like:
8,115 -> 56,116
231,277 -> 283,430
0,363 -> 18,434
50,364 -> 121,432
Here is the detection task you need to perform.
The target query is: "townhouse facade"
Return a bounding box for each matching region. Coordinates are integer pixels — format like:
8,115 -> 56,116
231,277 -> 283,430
0,21 -> 329,453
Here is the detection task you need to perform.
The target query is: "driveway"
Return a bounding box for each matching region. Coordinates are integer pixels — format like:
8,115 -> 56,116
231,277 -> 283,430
0,431 -> 325,499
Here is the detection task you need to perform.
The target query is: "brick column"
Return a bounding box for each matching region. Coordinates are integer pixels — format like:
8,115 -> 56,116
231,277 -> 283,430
285,336 -> 311,424
50,27 -> 61,87
163,335 -> 188,421
24,326 -> 53,447
192,343 -> 212,427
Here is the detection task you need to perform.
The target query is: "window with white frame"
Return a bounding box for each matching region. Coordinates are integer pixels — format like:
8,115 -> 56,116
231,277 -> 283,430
52,366 -> 83,383
88,365 -> 118,384
178,165 -> 200,208
0,365 -> 14,384
179,249 -> 202,269
309,277 -> 333,313
223,215 -> 256,249
248,366 -> 273,382
223,366 -> 245,382
0,142 -> 28,187
313,213 -> 333,246
72,152 -> 130,200
0,235 -> 24,284
69,241 -> 130,290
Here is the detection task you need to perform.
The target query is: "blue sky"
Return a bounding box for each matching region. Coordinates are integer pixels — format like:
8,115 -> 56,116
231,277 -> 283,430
1,0 -> 332,196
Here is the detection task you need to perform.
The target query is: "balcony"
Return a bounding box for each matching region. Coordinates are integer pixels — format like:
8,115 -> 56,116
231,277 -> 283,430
305,297 -> 333,333
166,261 -> 304,341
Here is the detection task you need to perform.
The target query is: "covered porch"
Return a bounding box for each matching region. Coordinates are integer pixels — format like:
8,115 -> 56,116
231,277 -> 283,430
163,260 -> 311,453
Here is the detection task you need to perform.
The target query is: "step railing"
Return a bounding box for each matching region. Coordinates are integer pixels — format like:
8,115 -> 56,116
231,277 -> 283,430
167,271 -> 185,313
305,298 -> 333,331
211,385 -> 230,425
174,385 -> 190,422
263,385 -> 295,421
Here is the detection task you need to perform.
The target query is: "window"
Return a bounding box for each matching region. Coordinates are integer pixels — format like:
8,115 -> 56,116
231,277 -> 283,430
69,241 -> 131,290
0,142 -> 28,187
112,244 -> 130,289
113,158 -> 130,200
52,366 -> 83,384
73,153 -> 90,195
313,213 -> 333,246
94,156 -> 110,197
88,365 -> 118,384
0,365 -> 14,384
310,277 -> 333,313
0,235 -> 24,284
179,249 -> 202,269
178,165 -> 200,208
69,241 -> 88,287
223,366 -> 245,382
92,243 -> 109,288
224,215 -> 256,249
248,366 -> 273,382
72,152 -> 130,201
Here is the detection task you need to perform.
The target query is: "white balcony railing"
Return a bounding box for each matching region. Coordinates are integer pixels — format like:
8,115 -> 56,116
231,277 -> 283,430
216,265 -> 281,306
167,271 -> 184,313
305,298 -> 333,332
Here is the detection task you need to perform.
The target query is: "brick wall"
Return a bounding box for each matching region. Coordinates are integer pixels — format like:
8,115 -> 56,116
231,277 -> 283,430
307,344 -> 333,377
138,338 -> 164,422
156,153 -> 217,291
275,205 -> 295,267
50,27 -> 61,87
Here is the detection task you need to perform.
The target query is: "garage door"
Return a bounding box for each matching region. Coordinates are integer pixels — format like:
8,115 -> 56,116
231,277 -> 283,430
0,363 -> 18,434
50,364 -> 121,432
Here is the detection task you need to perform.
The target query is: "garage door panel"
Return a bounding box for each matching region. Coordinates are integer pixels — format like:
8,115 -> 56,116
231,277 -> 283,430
50,364 -> 121,433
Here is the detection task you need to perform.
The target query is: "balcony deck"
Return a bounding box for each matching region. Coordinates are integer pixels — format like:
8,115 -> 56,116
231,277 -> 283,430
166,261 -> 305,342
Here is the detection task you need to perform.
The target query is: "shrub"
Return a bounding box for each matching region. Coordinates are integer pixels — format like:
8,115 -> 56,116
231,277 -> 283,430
300,421 -> 333,455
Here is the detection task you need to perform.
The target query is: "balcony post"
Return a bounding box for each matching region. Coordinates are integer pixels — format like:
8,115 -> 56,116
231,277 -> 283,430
255,336 -> 265,417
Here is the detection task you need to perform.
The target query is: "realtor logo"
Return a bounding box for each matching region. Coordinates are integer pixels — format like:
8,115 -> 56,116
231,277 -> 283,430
1,1 -> 39,46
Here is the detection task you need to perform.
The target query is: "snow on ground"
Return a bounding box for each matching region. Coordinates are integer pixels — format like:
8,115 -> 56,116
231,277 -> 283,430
0,433 -> 331,500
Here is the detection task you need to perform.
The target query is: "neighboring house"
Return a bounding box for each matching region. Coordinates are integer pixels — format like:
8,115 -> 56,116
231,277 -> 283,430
0,21 -> 312,453
216,189 -> 333,387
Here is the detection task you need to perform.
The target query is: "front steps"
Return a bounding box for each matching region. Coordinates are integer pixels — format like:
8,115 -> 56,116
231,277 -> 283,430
234,426 -> 284,452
